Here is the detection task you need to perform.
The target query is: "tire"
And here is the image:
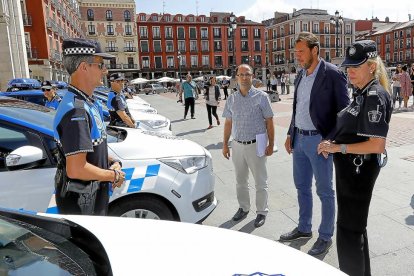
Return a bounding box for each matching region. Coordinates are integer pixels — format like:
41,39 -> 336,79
109,195 -> 175,221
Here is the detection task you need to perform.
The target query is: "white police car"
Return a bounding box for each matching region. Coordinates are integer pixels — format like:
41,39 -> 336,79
0,209 -> 346,275
0,97 -> 216,223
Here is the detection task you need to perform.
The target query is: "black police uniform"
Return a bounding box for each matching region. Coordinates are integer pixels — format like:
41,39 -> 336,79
333,79 -> 392,275
109,92 -> 134,127
54,86 -> 110,215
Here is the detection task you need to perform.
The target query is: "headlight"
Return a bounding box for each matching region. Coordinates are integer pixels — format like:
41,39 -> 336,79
139,119 -> 168,129
159,156 -> 208,174
141,108 -> 157,114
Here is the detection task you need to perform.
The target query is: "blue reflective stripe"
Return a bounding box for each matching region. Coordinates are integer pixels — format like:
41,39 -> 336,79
127,178 -> 144,193
146,164 -> 160,177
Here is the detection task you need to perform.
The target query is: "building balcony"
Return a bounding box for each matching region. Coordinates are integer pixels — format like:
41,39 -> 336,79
106,32 -> 115,36
108,64 -> 122,69
22,14 -> 32,26
124,47 -> 136,52
106,47 -> 118,52
123,64 -> 138,69
125,32 -> 132,36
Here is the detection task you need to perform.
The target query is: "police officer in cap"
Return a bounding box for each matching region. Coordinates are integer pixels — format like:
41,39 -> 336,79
317,40 -> 392,275
54,38 -> 126,215
108,72 -> 136,128
41,80 -> 61,110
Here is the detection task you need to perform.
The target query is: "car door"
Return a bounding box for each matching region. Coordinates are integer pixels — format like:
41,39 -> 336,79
0,122 -> 57,213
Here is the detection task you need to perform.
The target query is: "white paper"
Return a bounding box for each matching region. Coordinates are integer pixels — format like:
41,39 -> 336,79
256,133 -> 268,157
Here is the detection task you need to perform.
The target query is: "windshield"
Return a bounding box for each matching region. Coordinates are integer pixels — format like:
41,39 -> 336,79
0,217 -> 95,275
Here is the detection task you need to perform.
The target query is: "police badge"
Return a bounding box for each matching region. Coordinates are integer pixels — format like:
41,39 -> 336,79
368,105 -> 382,123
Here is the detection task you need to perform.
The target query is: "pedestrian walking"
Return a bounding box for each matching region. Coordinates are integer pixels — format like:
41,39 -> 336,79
280,72 -> 286,94
53,38 -> 125,215
204,76 -> 221,129
222,77 -> 229,100
270,75 -> 277,93
392,65 -> 402,109
279,32 -> 350,256
41,80 -> 61,110
181,75 -> 197,119
222,64 -> 275,228
400,64 -> 412,110
317,40 -> 392,276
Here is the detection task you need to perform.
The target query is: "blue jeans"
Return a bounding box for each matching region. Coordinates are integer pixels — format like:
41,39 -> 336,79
292,132 -> 334,241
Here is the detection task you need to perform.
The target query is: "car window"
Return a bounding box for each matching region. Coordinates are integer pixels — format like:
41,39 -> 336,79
0,123 -> 47,172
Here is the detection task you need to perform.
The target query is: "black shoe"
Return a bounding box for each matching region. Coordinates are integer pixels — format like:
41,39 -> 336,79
308,238 -> 332,256
279,227 -> 312,241
191,117 -> 196,119
232,208 -> 248,221
254,214 -> 266,228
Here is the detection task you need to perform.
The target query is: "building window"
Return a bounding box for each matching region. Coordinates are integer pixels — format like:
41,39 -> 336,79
106,10 -> 112,21
154,56 -> 162,68
215,56 -> 222,67
166,40 -> 174,52
152,27 -> 160,38
202,55 -> 209,66
325,37 -> 330,48
324,24 -> 330,34
88,23 -> 95,35
213,28 -> 221,38
87,9 -> 94,21
302,23 -> 308,32
241,41 -> 248,51
165,26 -> 173,38
345,24 -> 351,34
106,41 -> 116,52
177,15 -> 182,22
124,10 -> 131,21
254,55 -> 261,65
214,41 -> 222,51
201,40 -> 209,51
167,56 -> 174,68
142,57 -> 149,68
164,15 -> 171,22
313,23 -> 319,33
139,26 -> 148,38
140,41 -> 149,52
254,28 -> 260,38
272,29 -> 277,39
178,40 -> 185,51
228,40 -> 233,52
189,27 -> 197,39
254,41 -> 261,51
191,55 -> 198,67
151,14 -> 158,21
140,14 -> 146,21
125,24 -> 132,35
201,28 -> 208,39
107,24 -> 114,35
200,16 -> 205,22
190,40 -> 197,52
153,41 -> 162,52
177,27 -> 185,39
240,28 -> 248,38
125,41 -> 134,52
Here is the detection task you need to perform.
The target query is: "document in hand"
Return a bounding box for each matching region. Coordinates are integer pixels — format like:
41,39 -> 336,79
256,133 -> 268,157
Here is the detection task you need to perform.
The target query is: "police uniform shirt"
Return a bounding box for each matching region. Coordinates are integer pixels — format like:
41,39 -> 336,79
334,79 -> 392,144
107,91 -> 115,111
110,93 -> 132,124
54,86 -> 108,171
45,94 -> 62,110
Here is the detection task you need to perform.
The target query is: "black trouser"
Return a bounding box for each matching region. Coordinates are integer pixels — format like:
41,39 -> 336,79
223,87 -> 228,99
55,181 -> 109,215
184,97 -> 195,118
206,104 -> 218,125
281,83 -> 285,94
334,154 -> 381,276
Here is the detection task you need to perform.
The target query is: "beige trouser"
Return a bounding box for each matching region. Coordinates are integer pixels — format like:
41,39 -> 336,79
231,141 -> 269,215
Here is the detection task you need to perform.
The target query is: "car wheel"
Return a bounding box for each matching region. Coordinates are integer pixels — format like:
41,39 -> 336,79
109,196 -> 175,221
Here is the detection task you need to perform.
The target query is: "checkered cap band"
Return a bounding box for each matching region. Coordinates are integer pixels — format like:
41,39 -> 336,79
64,47 -> 96,56
367,51 -> 377,58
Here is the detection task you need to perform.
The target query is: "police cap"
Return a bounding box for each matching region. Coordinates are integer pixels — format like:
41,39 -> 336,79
341,40 -> 377,67
62,38 -> 115,60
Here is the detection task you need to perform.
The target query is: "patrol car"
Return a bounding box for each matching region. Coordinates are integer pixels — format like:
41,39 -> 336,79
0,97 -> 216,223
0,209 -> 346,275
0,90 -> 172,135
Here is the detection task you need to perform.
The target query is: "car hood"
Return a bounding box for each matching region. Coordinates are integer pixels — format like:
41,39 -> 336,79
108,128 -> 205,159
129,109 -> 168,121
56,215 -> 346,276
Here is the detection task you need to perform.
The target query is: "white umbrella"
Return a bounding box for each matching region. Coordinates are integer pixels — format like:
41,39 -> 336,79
193,76 -> 204,81
130,77 -> 149,84
157,77 -> 175,83
216,75 -> 231,80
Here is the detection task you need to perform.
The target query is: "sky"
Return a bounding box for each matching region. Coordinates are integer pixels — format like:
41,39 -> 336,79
135,0 -> 413,23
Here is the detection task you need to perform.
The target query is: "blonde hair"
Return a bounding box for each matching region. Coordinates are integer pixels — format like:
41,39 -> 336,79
368,56 -> 391,94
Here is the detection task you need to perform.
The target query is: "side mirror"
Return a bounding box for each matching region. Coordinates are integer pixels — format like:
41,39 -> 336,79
6,146 -> 45,171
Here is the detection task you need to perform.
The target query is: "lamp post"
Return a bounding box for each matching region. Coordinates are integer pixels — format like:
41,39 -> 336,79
330,10 -> 343,58
177,51 -> 182,83
229,12 -> 237,77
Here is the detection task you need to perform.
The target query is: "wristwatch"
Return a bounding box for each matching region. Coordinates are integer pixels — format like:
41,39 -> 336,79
340,144 -> 347,154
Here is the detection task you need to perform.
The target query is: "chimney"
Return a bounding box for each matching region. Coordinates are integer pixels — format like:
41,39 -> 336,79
385,16 -> 389,22
409,14 -> 412,21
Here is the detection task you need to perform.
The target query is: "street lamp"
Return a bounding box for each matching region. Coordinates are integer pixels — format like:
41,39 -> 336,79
177,51 -> 182,83
330,10 -> 343,58
229,12 -> 237,77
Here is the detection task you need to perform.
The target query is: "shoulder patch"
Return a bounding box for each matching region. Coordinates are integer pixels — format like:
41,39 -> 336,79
368,90 -> 378,96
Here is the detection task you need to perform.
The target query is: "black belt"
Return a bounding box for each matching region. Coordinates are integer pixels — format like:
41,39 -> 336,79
235,139 -> 256,145
295,127 -> 319,136
347,153 -> 375,161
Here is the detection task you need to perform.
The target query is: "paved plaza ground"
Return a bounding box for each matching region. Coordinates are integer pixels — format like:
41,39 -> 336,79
142,87 -> 414,276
